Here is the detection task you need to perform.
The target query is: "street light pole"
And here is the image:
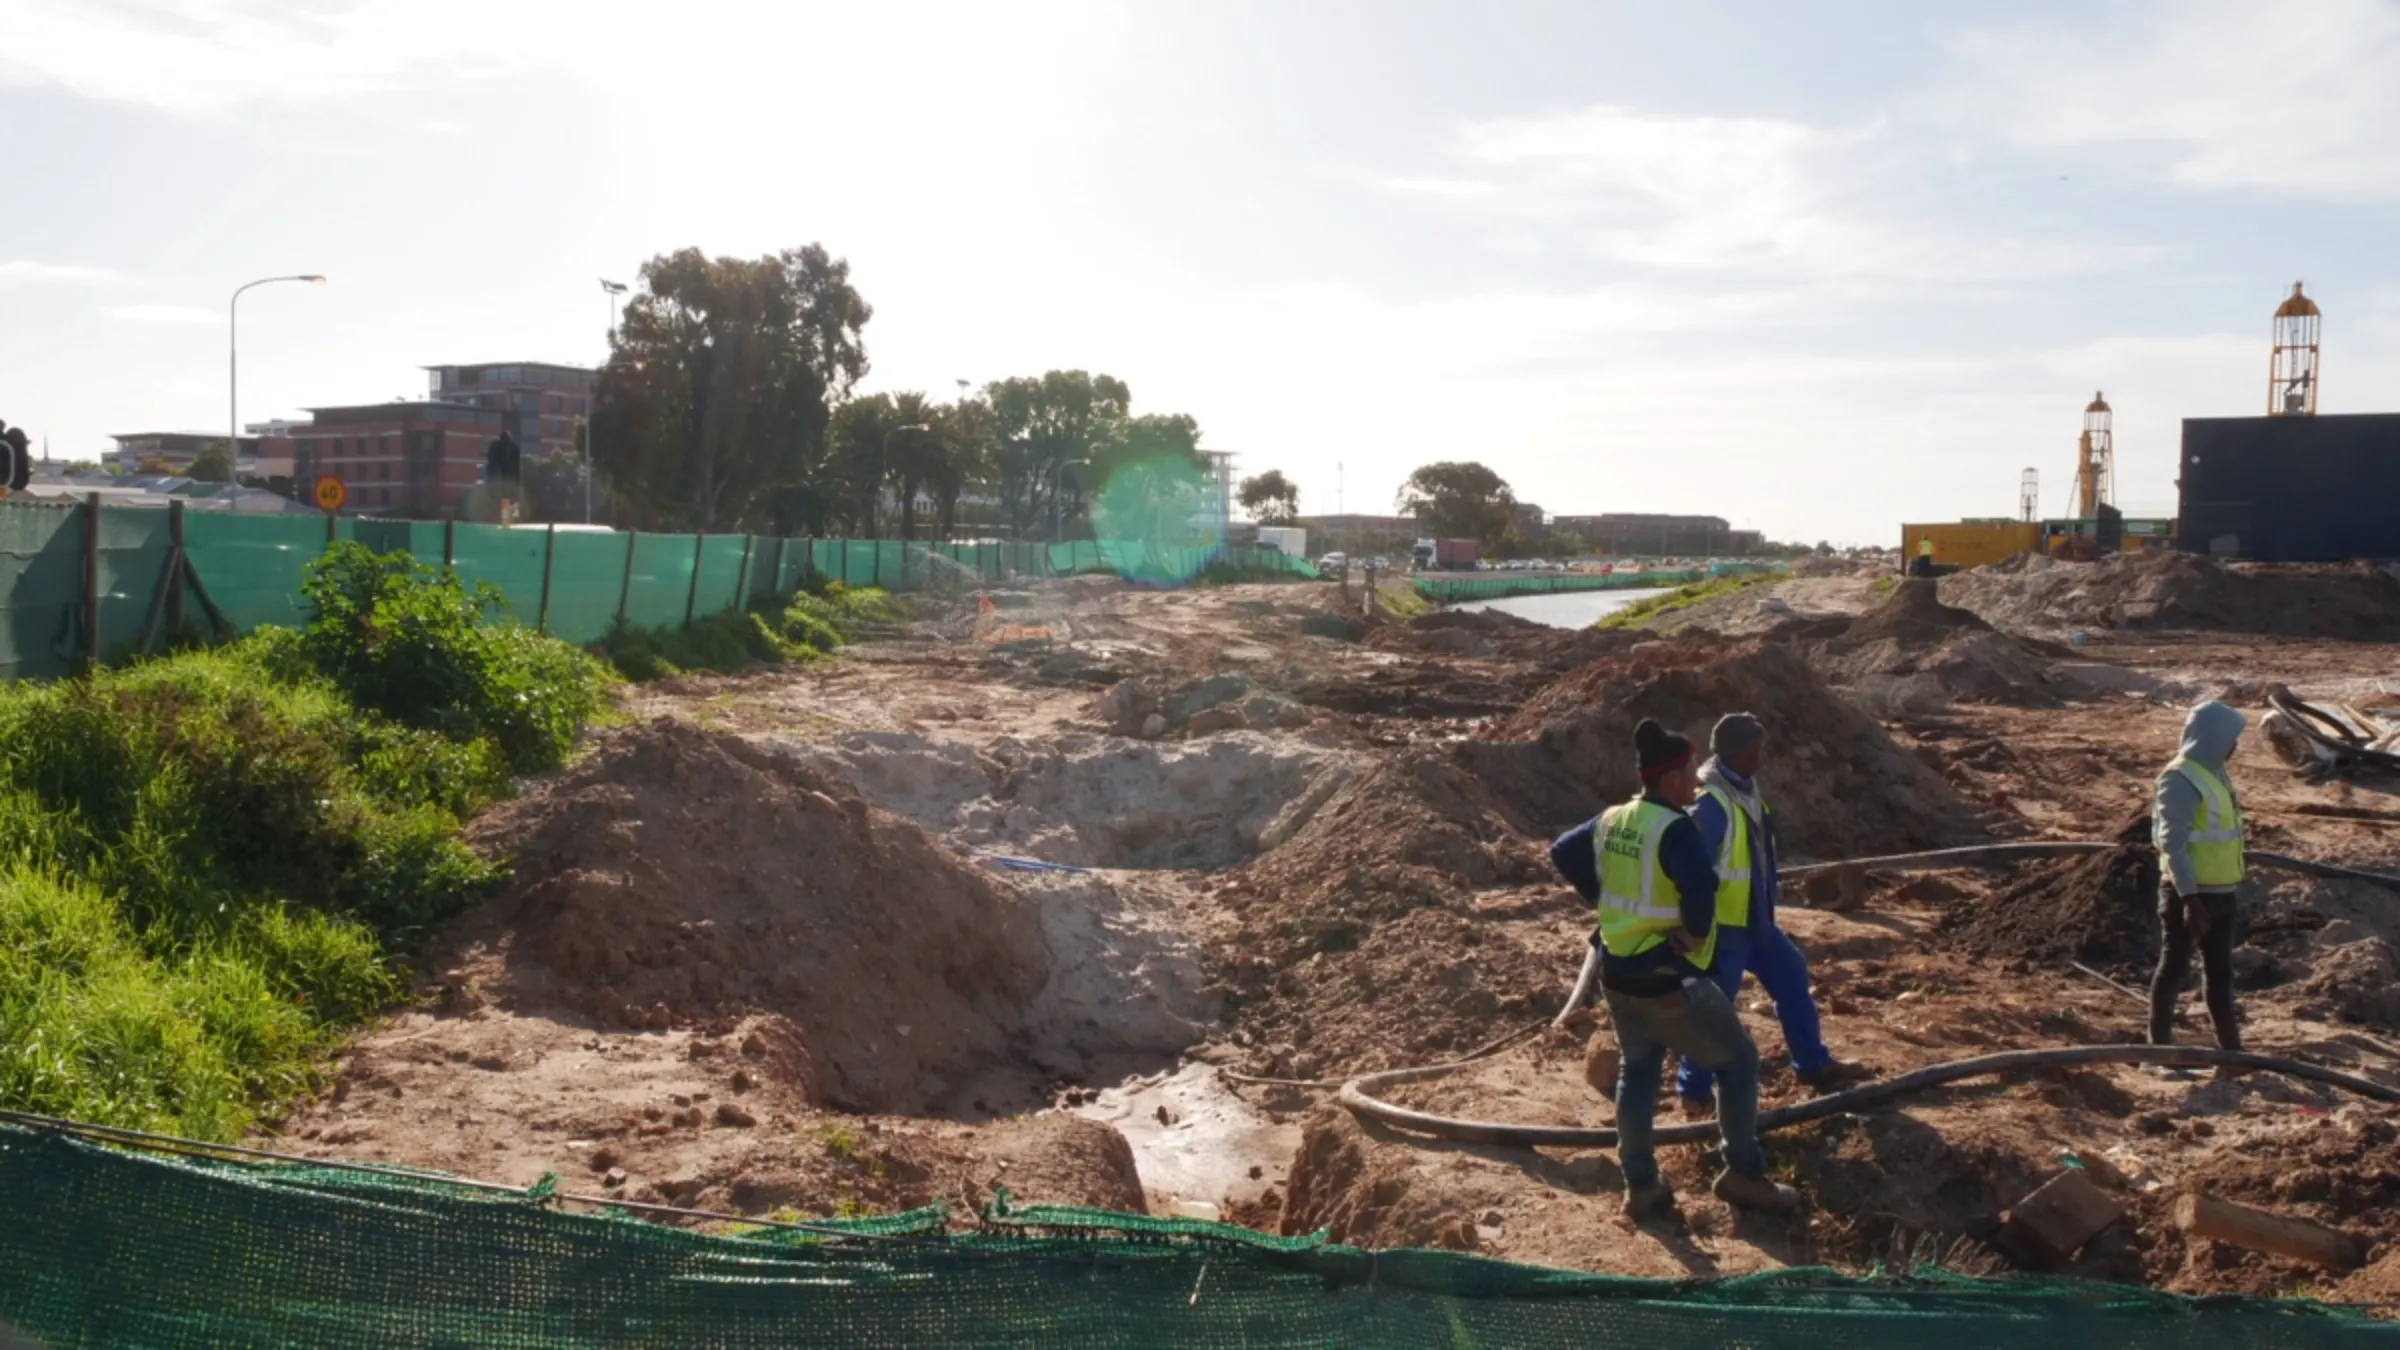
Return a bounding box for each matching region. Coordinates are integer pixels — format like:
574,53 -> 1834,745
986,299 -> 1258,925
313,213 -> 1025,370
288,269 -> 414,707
592,279 -> 627,526
877,422 -> 929,540
230,274 -> 325,477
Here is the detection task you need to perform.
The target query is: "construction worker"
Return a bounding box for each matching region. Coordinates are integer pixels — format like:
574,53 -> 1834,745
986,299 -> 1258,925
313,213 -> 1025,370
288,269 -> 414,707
1676,714 -> 1867,1113
1551,718 -> 1800,1219
1909,539 -> 1936,578
2150,701 -> 2248,1052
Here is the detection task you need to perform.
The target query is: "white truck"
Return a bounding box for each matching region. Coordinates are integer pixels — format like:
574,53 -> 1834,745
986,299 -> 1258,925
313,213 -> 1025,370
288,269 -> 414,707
1255,526 -> 1308,558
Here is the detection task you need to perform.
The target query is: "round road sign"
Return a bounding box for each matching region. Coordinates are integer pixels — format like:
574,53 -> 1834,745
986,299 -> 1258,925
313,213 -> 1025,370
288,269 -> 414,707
314,476 -> 348,512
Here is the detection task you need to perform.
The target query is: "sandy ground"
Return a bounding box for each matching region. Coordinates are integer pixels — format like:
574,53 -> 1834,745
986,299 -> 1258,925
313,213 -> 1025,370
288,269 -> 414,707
262,562 -> 2400,1299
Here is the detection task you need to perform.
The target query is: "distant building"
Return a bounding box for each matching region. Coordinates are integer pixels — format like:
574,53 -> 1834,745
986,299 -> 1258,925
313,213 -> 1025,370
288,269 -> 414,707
1194,450 -> 1236,543
1548,513 -> 1754,557
424,362 -> 594,462
107,432 -> 244,472
290,402 -> 506,518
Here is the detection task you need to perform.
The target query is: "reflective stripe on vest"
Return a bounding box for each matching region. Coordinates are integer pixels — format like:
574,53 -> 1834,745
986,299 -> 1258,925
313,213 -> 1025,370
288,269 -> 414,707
1596,797 -> 1715,972
1699,784 -> 1754,930
2163,756 -> 2245,888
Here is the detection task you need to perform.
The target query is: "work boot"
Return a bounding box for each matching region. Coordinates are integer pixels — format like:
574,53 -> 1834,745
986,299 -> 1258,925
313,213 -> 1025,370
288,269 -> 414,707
1795,1059 -> 1873,1092
1622,1182 -> 1677,1222
1712,1169 -> 1802,1214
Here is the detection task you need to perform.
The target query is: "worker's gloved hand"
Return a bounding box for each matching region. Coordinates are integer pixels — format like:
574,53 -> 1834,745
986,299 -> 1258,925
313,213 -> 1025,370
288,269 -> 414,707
2180,892 -> 2212,939
1670,929 -> 1706,953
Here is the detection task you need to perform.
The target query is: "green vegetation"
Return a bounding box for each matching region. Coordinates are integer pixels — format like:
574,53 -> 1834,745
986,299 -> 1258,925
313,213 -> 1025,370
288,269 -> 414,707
1869,574 -> 1897,596
593,583 -> 908,683
1597,571 -> 1781,630
0,544 -> 616,1140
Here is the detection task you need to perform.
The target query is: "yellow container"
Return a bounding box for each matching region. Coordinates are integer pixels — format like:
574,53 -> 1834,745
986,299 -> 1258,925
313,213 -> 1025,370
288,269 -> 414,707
1901,521 -> 2041,569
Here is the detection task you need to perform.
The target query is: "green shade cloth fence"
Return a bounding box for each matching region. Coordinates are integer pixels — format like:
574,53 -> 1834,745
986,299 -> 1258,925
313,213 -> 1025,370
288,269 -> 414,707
0,498 -> 1312,681
0,1123 -> 2390,1349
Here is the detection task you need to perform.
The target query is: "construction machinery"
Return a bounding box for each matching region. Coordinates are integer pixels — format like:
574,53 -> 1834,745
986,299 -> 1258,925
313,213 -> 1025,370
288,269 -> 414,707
2270,282 -> 2321,417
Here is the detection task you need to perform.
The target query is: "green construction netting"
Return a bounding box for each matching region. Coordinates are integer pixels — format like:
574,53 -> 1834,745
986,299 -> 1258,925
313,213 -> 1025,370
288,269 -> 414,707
449,522 -> 550,628
0,1125 -> 2389,1350
543,531 -> 635,644
182,511 -> 338,634
694,534 -> 750,618
0,502 -> 87,681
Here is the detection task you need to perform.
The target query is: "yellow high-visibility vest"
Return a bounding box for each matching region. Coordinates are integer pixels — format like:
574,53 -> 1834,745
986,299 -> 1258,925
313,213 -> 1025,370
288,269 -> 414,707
2161,757 -> 2245,888
1596,797 -> 1715,973
1698,784 -> 1765,930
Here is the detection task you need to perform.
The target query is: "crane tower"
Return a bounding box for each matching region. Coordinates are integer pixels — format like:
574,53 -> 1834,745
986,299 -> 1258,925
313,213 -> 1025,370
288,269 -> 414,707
2074,391 -> 2113,518
2270,281 -> 2321,416
2019,468 -> 2039,523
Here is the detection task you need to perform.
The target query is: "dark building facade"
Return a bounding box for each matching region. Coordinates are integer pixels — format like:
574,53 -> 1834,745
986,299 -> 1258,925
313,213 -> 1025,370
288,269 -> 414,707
2178,414 -> 2400,561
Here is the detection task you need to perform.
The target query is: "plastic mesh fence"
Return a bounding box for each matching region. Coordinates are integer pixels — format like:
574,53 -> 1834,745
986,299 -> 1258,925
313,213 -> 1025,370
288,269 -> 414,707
0,1125 -> 2389,1350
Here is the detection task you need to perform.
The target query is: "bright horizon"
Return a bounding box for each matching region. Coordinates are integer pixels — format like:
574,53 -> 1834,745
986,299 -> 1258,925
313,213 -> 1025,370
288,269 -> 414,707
4,0 -> 2398,544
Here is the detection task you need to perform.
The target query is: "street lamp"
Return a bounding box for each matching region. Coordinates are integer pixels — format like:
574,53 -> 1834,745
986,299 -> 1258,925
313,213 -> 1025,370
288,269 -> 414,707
591,279 -> 627,524
877,422 -> 930,540
230,274 -> 325,475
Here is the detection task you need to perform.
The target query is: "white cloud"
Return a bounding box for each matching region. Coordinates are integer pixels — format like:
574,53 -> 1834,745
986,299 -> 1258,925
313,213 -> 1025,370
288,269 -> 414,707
1939,0 -> 2400,197
1356,104 -> 2148,288
107,303 -> 220,325
0,260 -> 127,285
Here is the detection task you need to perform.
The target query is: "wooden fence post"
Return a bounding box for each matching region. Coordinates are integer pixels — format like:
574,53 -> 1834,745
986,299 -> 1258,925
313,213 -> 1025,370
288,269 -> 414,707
165,499 -> 185,635
616,531 -> 639,629
734,534 -> 755,611
443,518 -> 456,570
536,523 -> 557,635
81,493 -> 101,674
685,532 -> 706,626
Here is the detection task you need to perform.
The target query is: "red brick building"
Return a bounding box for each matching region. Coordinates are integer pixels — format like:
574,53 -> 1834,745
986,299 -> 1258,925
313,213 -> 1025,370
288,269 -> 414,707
423,362 -> 594,463
290,402 -> 504,517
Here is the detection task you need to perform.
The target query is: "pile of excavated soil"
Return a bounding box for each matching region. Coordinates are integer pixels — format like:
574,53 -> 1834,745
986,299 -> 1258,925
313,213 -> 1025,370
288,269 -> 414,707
455,719 -> 1048,1113
1365,611 -> 1635,673
1943,812 -> 2159,967
1462,638 -> 1986,858
1944,550 -> 2400,639
1809,580 -> 2077,709
782,729 -> 1355,870
2144,1108 -> 2400,1296
1210,746 -> 1576,1075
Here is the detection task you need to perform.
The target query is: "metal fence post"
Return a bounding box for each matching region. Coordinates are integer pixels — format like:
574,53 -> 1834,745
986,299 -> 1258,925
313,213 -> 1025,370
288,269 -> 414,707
537,523 -> 557,635
165,499 -> 185,635
684,532 -> 705,626
617,532 -> 639,628
443,518 -> 456,570
81,494 -> 101,673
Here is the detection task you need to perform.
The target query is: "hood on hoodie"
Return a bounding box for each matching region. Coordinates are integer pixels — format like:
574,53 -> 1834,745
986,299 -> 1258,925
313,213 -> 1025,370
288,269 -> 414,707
2178,700 -> 2247,769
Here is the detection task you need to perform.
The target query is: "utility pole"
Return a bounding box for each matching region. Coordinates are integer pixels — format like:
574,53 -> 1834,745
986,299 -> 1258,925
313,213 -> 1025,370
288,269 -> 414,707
230,274 -> 325,475
593,279 -> 627,525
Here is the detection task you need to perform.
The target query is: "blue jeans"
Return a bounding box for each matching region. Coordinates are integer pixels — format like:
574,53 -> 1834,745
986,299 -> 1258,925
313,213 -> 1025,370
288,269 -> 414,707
1604,976 -> 1765,1190
1677,923 -> 1829,1102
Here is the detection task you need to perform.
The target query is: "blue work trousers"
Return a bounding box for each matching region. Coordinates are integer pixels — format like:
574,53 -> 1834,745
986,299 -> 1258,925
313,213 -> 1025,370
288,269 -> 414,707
1676,923 -> 1829,1102
1604,977 -> 1765,1190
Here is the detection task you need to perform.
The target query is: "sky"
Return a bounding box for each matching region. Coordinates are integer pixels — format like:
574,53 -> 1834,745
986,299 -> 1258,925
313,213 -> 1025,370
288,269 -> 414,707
3,0 -> 2398,544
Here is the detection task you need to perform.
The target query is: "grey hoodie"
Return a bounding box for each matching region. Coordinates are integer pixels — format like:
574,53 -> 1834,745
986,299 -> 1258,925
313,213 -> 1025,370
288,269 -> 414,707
2155,700 -> 2247,895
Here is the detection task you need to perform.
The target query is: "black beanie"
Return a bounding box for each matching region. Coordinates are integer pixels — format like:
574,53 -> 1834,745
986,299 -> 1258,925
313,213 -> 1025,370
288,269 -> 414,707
1635,717 -> 1693,780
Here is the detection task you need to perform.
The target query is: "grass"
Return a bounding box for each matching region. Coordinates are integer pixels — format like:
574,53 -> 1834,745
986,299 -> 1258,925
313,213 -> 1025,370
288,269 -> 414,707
1597,571 -> 1782,630
595,584 -> 911,684
1869,575 -> 1897,596
0,543 -> 616,1141
1378,582 -> 1432,620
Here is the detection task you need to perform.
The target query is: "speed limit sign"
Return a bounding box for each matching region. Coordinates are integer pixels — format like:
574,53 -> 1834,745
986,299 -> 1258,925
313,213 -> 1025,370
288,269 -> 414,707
313,475 -> 348,512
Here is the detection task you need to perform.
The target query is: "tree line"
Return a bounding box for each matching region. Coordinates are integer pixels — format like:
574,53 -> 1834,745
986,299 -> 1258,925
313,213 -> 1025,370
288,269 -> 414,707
577,245 -> 1207,538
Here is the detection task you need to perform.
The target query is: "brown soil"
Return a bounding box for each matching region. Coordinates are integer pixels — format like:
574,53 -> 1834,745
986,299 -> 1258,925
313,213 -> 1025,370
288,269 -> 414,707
455,718 -> 1047,1113
1945,550 -> 2400,639
1466,637 -> 1985,856
1809,580 -> 2081,709
1944,811 -> 2162,967
2143,1106 -> 2400,1295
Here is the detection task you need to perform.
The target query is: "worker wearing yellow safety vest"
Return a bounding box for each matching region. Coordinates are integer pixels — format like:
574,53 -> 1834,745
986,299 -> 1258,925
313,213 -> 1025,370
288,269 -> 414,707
2150,701 -> 2249,1051
1554,718 -> 1799,1221
1673,715 -> 1869,1113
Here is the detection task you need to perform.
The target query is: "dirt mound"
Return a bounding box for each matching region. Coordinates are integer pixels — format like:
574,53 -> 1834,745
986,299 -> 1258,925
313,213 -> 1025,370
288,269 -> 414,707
1463,638 -> 1986,858
1808,580 -> 2077,709
455,718 -> 1048,1113
1944,550 -> 2400,638
1943,812 -> 2158,966
1210,746 -> 1576,1074
2145,1107 -> 2400,1295
1278,1106 -> 1486,1251
1362,612 -> 1636,673
2286,936 -> 2400,1031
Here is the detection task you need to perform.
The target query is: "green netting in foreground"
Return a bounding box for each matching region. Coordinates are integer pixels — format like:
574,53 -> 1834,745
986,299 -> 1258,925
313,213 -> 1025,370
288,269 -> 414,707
0,1126 -> 2388,1349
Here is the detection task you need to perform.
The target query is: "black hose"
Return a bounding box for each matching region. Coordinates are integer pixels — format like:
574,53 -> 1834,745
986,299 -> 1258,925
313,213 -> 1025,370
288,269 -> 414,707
1338,1044 -> 2400,1148
1778,840 -> 2117,881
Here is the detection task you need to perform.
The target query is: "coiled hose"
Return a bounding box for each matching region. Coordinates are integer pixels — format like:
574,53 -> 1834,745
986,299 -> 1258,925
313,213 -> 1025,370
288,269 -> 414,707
1336,837 -> 2400,1147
